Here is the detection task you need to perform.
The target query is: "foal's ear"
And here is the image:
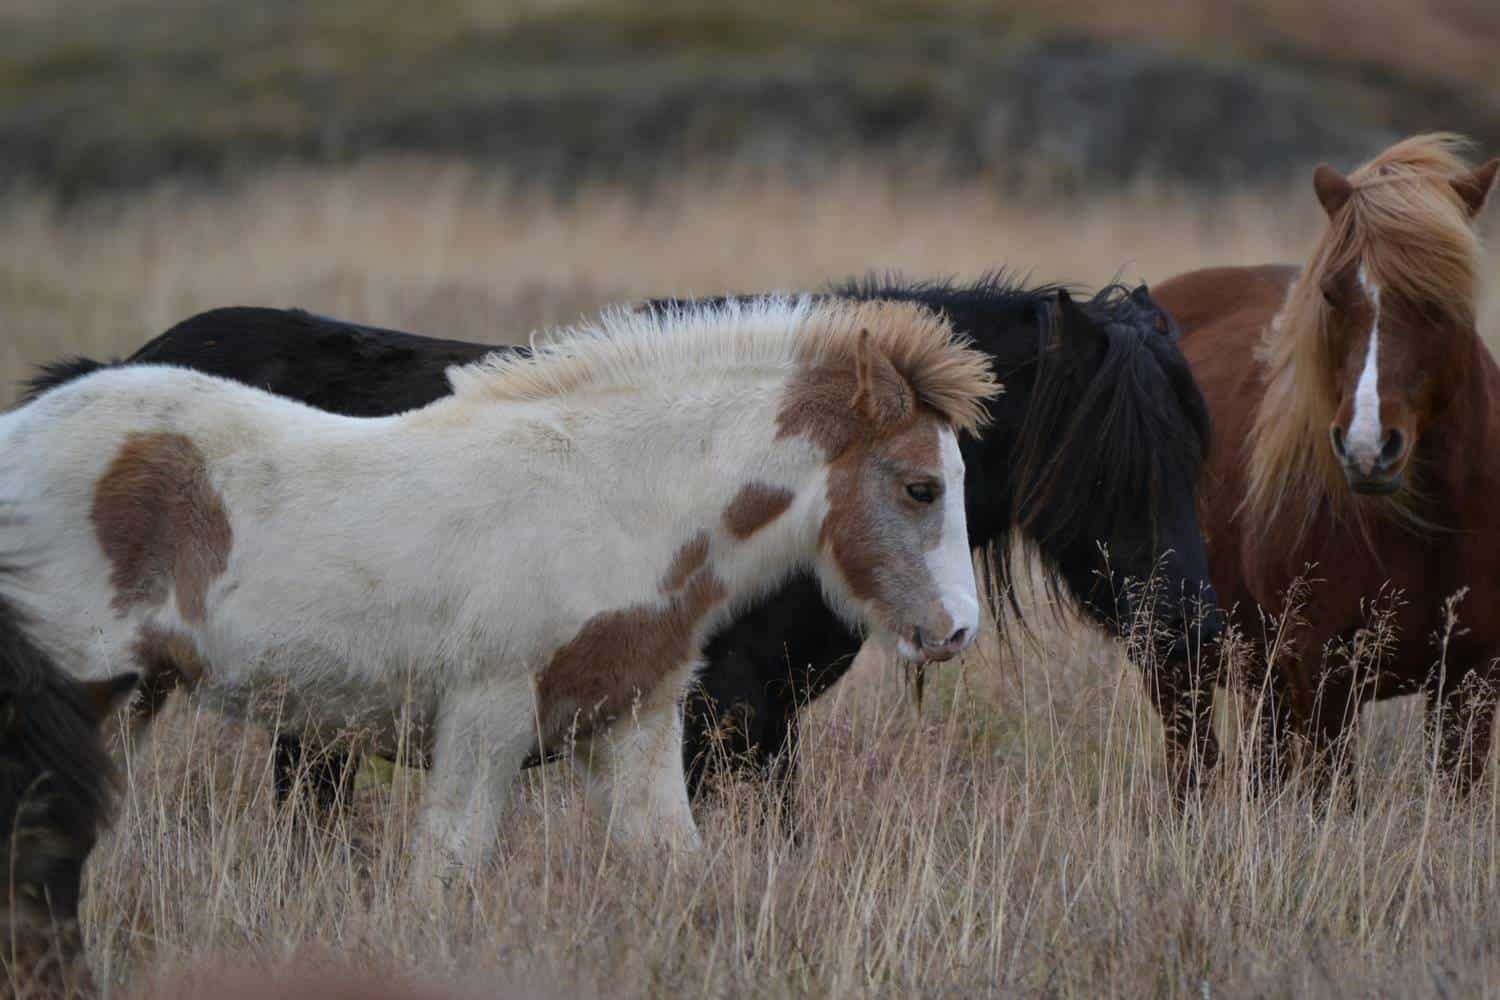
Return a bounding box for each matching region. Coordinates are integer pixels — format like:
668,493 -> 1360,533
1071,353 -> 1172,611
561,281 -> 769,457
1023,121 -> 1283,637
1454,158 -> 1500,219
79,672 -> 140,724
851,328 -> 915,427
1313,164 -> 1354,220
1055,289 -> 1108,370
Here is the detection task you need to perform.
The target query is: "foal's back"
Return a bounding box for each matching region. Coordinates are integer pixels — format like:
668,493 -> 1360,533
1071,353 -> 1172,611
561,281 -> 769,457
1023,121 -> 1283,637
0,366 -> 496,723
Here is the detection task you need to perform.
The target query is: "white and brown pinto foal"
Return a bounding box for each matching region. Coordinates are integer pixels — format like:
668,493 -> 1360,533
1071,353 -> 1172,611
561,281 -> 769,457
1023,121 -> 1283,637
0,297 -> 996,877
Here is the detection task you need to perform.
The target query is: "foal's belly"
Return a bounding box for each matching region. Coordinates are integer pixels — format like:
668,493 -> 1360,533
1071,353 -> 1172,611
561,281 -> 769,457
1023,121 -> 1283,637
192,646 -> 446,762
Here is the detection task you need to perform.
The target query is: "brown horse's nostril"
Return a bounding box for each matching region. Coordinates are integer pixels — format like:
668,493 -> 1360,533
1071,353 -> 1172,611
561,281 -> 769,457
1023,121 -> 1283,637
1377,428 -> 1404,469
946,627 -> 968,648
1330,424 -> 1348,461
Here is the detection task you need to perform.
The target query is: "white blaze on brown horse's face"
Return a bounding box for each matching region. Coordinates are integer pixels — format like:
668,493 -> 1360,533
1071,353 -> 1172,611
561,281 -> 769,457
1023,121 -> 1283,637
1315,156 -> 1500,494
791,330 -> 981,663
1322,262 -> 1419,493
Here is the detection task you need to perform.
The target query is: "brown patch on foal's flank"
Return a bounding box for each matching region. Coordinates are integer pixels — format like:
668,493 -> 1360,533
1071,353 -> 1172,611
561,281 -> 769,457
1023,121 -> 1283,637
659,531 -> 711,593
722,482 -> 794,540
128,622 -> 209,724
90,432 -> 232,621
540,556 -> 727,726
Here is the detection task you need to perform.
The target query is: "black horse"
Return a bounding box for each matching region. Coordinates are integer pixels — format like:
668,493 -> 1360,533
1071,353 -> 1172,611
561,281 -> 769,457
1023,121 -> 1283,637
0,564 -> 137,986
23,275 -> 1222,817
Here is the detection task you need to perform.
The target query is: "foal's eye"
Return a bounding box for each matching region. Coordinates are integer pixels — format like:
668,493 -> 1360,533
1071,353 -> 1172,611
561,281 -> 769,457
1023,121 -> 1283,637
906,482 -> 940,504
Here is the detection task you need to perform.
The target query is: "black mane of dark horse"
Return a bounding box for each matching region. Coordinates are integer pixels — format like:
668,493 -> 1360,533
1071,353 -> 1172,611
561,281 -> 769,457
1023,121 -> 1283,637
21,277 -> 1222,816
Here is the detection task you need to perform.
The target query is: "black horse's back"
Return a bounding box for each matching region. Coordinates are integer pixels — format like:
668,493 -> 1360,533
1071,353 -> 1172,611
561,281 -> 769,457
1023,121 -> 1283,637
131,307 -> 501,415
16,306 -> 507,415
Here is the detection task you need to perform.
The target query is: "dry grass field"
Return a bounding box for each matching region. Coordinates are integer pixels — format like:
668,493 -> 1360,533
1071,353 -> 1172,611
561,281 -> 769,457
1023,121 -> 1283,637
4,161 -> 1500,997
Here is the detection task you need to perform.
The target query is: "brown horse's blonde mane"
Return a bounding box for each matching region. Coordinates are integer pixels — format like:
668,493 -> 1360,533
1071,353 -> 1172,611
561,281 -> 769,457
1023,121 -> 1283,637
1244,133 -> 1486,542
448,296 -> 998,436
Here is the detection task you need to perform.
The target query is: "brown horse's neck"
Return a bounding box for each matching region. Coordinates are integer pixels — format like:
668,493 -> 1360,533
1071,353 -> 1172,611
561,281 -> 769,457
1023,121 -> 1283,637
1414,329 -> 1500,511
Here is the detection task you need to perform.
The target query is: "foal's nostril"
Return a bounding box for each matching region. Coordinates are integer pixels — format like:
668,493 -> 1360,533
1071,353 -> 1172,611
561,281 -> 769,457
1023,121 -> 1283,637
1330,424 -> 1348,461
946,627 -> 968,648
1378,428 -> 1404,469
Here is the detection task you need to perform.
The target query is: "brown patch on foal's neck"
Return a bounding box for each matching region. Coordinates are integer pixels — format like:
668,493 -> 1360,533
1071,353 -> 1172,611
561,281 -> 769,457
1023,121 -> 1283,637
90,432 -> 232,622
722,483 -> 795,540
540,551 -> 727,731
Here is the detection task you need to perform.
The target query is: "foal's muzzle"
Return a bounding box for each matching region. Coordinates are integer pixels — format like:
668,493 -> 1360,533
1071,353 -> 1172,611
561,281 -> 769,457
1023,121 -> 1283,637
912,625 -> 972,663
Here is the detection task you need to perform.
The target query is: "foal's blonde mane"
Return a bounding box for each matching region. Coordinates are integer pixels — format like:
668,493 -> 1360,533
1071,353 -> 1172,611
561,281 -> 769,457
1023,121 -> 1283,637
1245,133 -> 1486,542
448,296 -> 997,436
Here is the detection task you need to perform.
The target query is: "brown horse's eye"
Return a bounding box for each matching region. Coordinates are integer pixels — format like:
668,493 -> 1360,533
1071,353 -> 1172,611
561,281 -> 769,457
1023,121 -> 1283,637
906,482 -> 940,504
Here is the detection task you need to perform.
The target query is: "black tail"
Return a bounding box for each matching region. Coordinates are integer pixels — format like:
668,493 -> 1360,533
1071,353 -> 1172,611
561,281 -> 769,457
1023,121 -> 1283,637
0,572 -> 136,924
18,357 -> 113,406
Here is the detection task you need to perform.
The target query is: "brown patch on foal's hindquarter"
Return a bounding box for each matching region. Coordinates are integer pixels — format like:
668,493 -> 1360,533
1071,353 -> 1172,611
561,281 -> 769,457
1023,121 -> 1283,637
540,535 -> 726,729
722,482 -> 795,540
91,432 -> 232,621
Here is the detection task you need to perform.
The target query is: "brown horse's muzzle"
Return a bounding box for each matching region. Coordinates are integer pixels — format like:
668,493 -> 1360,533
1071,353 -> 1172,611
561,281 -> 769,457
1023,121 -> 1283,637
1330,422 -> 1407,493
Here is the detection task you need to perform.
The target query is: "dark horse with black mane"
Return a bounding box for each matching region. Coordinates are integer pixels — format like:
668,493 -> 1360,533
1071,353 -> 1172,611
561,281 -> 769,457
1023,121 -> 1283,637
23,275 -> 1222,817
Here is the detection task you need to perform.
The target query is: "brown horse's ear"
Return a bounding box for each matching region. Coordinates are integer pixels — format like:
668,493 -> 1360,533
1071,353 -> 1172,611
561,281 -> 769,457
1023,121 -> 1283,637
851,328 -> 915,427
1453,158 -> 1500,219
1313,164 -> 1353,220
79,672 -> 139,724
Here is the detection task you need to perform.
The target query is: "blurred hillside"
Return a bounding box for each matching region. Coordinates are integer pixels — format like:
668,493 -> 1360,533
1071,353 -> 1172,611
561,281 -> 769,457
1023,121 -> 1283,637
2,0 -> 1498,196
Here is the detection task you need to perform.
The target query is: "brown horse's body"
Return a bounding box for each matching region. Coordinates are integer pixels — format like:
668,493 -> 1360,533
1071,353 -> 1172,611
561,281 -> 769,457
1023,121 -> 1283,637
1160,265 -> 1500,782
1154,135 -> 1500,790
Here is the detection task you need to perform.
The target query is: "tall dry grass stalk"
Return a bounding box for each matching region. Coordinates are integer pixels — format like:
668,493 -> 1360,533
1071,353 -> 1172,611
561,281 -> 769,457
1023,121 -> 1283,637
1,160 -> 1499,997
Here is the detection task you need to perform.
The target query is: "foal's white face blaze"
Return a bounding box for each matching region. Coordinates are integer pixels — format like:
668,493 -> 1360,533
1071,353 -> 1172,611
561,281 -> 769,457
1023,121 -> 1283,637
916,429 -> 978,658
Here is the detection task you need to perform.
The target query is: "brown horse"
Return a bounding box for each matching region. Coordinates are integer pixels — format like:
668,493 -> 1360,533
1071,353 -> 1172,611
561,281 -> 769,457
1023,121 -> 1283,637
1155,133 -> 1500,793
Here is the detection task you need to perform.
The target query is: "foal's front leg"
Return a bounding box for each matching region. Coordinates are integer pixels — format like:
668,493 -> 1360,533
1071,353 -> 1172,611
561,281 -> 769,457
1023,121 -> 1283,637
411,677 -> 536,888
582,668 -> 701,851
